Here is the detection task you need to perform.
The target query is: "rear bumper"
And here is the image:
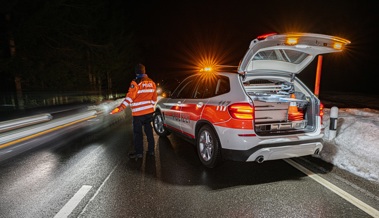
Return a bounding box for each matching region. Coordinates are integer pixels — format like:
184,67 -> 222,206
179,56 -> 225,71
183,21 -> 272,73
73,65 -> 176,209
221,138 -> 323,162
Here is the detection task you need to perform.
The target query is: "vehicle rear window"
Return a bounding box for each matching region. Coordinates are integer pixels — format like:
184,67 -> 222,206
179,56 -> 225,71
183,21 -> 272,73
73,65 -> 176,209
253,49 -> 309,64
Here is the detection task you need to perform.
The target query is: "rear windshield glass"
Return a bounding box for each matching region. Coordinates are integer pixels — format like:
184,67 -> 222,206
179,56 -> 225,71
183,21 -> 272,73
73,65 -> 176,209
253,49 -> 309,64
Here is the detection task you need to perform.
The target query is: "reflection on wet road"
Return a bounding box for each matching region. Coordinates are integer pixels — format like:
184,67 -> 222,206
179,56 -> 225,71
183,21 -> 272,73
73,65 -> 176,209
0,112 -> 378,218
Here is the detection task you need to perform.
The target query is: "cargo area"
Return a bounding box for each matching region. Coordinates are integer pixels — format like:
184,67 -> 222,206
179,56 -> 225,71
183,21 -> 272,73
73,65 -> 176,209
243,78 -> 316,135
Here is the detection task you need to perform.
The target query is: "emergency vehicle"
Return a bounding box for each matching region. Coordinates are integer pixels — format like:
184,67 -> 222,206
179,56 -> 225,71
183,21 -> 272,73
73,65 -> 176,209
153,32 -> 351,168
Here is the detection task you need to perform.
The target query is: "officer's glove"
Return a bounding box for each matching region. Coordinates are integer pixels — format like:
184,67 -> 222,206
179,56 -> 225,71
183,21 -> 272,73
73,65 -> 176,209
110,106 -> 122,115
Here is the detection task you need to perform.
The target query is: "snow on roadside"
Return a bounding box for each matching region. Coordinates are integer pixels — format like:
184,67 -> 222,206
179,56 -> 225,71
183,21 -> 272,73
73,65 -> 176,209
321,107 -> 379,183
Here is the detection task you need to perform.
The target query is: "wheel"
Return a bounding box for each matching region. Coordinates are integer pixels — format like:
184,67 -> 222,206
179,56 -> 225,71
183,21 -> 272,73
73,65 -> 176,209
196,125 -> 222,168
153,112 -> 170,136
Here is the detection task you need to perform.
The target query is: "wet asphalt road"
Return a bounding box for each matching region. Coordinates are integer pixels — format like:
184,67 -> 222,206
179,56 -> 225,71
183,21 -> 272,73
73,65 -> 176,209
0,111 -> 378,218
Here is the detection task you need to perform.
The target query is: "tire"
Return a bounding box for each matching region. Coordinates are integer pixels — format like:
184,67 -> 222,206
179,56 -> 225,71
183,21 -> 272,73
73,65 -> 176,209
196,125 -> 222,168
153,112 -> 170,136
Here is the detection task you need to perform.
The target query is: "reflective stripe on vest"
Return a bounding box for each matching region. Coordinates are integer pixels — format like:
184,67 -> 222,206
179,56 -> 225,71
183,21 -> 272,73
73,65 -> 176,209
125,97 -> 133,103
131,104 -> 154,113
131,100 -> 151,106
137,89 -> 155,94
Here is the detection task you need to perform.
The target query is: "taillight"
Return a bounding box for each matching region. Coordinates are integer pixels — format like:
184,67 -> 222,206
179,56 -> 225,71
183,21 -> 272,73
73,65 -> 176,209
228,103 -> 254,120
319,102 -> 324,124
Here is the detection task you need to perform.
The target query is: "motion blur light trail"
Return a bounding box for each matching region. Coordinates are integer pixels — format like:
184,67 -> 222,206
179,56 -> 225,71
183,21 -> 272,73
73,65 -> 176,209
0,111 -> 97,149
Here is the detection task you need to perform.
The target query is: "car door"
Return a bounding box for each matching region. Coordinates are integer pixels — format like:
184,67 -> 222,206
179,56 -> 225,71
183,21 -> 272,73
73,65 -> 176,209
162,76 -> 197,133
180,74 -> 224,137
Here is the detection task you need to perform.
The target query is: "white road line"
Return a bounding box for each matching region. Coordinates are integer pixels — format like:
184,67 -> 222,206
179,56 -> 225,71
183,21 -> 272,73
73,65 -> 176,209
285,159 -> 379,218
299,157 -> 379,202
78,162 -> 120,216
54,185 -> 92,218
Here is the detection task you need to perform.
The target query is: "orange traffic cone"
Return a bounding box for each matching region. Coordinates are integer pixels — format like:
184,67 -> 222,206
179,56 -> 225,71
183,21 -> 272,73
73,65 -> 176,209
288,94 -> 303,121
288,94 -> 298,113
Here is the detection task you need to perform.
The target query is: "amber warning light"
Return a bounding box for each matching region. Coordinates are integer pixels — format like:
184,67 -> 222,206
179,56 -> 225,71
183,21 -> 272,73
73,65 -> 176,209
201,66 -> 213,72
333,42 -> 343,50
332,36 -> 351,50
286,37 -> 298,45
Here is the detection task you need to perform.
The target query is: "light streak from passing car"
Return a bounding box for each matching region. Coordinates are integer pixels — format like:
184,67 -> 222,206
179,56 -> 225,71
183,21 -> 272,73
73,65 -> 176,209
0,110 -> 97,149
0,113 -> 53,133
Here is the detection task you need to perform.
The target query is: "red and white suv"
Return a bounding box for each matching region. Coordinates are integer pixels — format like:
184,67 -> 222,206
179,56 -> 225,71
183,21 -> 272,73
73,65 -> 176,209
153,32 -> 350,168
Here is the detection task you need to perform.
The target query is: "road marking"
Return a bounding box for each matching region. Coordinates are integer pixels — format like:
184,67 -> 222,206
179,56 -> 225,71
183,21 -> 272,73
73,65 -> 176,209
285,159 -> 379,218
299,157 -> 379,202
79,162 -> 120,216
54,185 -> 92,218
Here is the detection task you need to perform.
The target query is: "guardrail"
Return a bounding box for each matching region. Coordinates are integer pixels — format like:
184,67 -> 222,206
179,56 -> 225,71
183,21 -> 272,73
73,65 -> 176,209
0,110 -> 97,148
0,99 -> 124,150
0,114 -> 53,133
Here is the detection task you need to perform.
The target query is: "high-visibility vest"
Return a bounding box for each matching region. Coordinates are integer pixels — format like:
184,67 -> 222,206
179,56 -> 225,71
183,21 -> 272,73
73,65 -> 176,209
119,77 -> 157,116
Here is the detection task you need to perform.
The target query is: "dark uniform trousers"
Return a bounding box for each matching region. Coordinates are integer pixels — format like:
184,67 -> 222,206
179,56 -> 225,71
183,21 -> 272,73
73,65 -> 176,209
132,112 -> 154,154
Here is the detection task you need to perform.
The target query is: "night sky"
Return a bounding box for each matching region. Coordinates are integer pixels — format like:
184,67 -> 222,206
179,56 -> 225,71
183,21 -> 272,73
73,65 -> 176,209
1,0 -> 378,95
134,0 -> 379,94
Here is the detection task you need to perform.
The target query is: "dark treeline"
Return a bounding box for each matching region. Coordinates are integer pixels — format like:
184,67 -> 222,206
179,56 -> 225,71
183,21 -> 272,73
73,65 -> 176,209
0,0 -> 155,98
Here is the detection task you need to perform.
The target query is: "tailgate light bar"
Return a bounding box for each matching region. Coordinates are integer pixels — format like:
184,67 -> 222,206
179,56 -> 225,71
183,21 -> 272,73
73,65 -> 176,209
282,33 -> 351,50
333,42 -> 343,50
285,37 -> 298,45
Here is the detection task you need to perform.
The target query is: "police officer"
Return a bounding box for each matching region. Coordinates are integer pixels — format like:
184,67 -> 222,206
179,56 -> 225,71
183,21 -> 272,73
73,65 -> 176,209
110,64 -> 157,159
